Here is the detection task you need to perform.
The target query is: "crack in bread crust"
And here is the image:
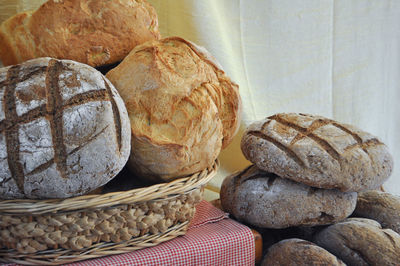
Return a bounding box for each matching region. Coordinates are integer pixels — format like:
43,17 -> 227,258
332,122 -> 383,165
0,90 -> 109,133
4,65 -> 25,190
268,114 -> 342,168
1,59 -> 119,186
103,77 -> 122,151
248,130 -> 306,167
45,59 -> 68,179
26,125 -> 109,176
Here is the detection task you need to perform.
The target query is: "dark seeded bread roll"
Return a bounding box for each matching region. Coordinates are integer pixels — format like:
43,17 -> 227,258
220,165 -> 357,229
261,238 -> 345,266
0,57 -> 130,199
241,113 -> 393,192
353,190 -> 400,234
314,218 -> 400,266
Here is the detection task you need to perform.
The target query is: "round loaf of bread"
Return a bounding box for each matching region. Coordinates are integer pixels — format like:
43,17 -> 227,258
220,165 -> 357,229
0,0 -> 160,67
106,37 -> 241,181
353,190 -> 400,234
241,113 -> 393,192
0,57 -> 131,199
261,238 -> 345,266
314,218 -> 400,266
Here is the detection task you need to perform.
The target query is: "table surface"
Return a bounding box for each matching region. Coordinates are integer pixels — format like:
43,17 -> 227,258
3,200 -> 255,266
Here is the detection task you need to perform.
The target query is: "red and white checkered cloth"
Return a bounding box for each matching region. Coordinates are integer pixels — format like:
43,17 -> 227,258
4,201 -> 255,266
69,200 -> 255,266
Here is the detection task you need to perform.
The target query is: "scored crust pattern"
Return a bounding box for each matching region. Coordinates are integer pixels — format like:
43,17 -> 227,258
0,59 -> 122,195
242,113 -> 392,191
248,115 -> 383,166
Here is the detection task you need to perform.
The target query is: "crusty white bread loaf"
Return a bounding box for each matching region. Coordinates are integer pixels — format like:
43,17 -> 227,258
241,113 -> 393,192
0,57 -> 131,199
0,0 -> 160,67
106,37 -> 242,181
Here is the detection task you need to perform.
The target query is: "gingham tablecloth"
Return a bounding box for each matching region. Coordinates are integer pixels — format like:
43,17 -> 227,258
64,200 -> 255,266
3,200 -> 254,266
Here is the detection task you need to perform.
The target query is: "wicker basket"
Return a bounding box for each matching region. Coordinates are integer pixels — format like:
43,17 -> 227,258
0,160 -> 219,265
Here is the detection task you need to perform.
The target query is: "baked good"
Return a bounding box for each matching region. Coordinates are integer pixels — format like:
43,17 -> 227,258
0,0 -> 160,67
0,57 -> 131,199
353,190 -> 400,234
314,218 -> 400,266
241,113 -> 393,192
106,37 -> 241,181
261,238 -> 345,266
220,165 -> 357,228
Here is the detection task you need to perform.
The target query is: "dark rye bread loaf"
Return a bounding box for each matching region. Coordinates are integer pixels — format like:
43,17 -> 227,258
0,57 -> 130,199
353,190 -> 400,234
241,113 -> 393,192
220,165 -> 357,229
261,238 -> 345,266
314,218 -> 400,266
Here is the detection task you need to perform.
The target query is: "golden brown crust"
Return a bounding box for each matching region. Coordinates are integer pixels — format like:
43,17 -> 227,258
179,37 -> 242,148
106,37 -> 241,181
0,0 -> 160,67
0,12 -> 32,65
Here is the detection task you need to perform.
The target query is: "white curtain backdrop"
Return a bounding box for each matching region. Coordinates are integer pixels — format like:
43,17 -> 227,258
1,0 -> 399,198
148,0 -> 400,198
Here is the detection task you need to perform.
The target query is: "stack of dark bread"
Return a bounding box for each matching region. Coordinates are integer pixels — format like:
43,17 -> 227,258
220,113 -> 399,265
0,0 -> 241,201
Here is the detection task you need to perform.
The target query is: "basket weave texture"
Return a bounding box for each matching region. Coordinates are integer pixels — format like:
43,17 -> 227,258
0,160 -> 218,265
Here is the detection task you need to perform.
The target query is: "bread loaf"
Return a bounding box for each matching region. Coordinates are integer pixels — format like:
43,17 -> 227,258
261,238 -> 345,266
241,113 -> 393,192
0,0 -> 160,67
314,218 -> 400,266
106,37 -> 241,181
353,190 -> 400,234
0,57 -> 131,199
220,165 -> 357,229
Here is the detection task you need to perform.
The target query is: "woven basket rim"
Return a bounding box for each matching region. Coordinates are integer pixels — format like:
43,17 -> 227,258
0,221 -> 189,265
0,160 -> 219,215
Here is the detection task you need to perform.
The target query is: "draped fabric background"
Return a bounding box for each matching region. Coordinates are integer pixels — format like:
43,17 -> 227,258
147,0 -> 400,199
1,0 -> 399,198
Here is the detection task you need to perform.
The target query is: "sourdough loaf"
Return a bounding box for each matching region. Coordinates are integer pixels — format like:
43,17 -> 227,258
261,238 -> 345,266
0,57 -> 130,199
314,218 -> 400,266
0,0 -> 160,67
241,113 -> 393,192
106,37 -> 241,181
353,190 -> 400,234
220,165 -> 357,229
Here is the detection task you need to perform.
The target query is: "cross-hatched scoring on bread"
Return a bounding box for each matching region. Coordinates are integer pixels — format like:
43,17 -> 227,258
0,58 -> 123,196
249,113 -> 383,169
241,113 -> 393,192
